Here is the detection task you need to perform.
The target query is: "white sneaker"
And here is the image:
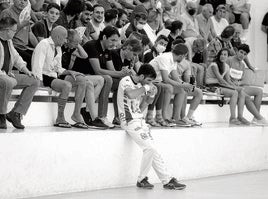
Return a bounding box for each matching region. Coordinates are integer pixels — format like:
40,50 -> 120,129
254,118 -> 268,126
251,117 -> 257,125
189,117 -> 202,126
182,117 -> 195,126
100,117 -> 115,128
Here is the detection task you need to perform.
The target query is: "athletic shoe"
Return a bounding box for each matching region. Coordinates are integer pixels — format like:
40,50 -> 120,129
173,119 -> 192,127
229,118 -> 242,125
146,118 -> 161,127
155,118 -> 176,127
6,111 -> 25,129
100,117 -> 115,129
88,118 -> 109,129
189,117 -> 202,126
254,118 -> 268,126
136,177 -> 154,189
163,178 -> 186,190
112,117 -> 121,127
237,117 -> 250,125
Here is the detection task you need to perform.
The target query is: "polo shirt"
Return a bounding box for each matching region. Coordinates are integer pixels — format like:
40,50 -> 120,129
73,40 -> 112,75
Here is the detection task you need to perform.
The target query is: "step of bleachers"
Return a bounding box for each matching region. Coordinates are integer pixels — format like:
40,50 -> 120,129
6,100 -> 268,127
0,124 -> 268,199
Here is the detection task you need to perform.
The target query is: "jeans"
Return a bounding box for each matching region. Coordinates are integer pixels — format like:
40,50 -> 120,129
0,74 -> 39,115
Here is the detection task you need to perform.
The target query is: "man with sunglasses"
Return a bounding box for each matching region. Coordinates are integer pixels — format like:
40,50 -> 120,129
0,17 -> 39,129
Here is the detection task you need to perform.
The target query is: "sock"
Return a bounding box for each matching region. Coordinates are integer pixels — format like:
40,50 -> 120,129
57,98 -> 67,121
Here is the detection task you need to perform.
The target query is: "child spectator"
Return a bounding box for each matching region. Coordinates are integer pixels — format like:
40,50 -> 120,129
32,3 -> 61,42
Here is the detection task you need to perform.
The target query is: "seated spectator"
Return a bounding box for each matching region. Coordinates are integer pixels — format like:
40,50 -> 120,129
104,8 -> 118,27
143,35 -> 175,127
55,0 -> 85,29
171,40 -> 203,125
0,17 -> 39,129
180,1 -> 200,41
226,0 -> 251,41
196,3 -> 214,43
0,0 -> 10,13
110,38 -> 143,124
122,5 -> 148,39
90,4 -> 105,39
209,4 -> 229,38
0,0 -> 39,70
144,34 -> 169,63
72,26 -> 128,128
230,23 -> 242,51
61,29 -> 107,128
206,48 -> 249,125
191,38 -> 207,65
75,2 -> 98,42
226,44 -> 268,125
165,20 -> 185,52
32,26 -> 88,129
149,43 -> 197,126
32,3 -> 61,42
199,0 -> 226,14
116,8 -> 128,29
206,25 -> 235,65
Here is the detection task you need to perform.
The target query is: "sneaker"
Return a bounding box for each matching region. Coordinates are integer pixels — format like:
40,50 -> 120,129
189,117 -> 202,126
146,118 -> 161,127
174,119 -> 192,127
112,117 -> 121,127
182,117 -> 196,126
163,178 -> 186,190
237,117 -> 250,125
229,118 -> 241,125
88,118 -> 109,129
254,118 -> 268,126
6,111 -> 25,129
100,117 -> 115,129
0,114 -> 7,129
136,177 -> 154,189
80,107 -> 92,124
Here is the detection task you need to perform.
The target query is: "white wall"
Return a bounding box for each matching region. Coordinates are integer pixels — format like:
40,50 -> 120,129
0,126 -> 268,199
248,0 -> 268,69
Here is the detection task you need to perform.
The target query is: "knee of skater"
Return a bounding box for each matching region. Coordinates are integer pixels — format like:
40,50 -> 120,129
31,79 -> 40,88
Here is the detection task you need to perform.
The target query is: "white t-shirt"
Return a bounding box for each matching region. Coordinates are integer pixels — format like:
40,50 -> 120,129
149,52 -> 178,82
210,16 -> 229,36
117,76 -> 144,127
90,20 -> 105,39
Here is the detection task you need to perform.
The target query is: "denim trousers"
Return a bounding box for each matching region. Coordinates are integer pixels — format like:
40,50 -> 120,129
0,74 -> 39,115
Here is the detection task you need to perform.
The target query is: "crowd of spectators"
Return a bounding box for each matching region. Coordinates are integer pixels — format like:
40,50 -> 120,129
0,0 -> 267,130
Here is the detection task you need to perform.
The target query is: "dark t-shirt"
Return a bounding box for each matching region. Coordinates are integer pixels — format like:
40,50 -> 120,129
32,19 -> 51,39
73,40 -> 112,75
0,39 -> 11,73
262,12 -> 268,44
110,49 -> 131,71
61,45 -> 76,70
144,47 -> 158,63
